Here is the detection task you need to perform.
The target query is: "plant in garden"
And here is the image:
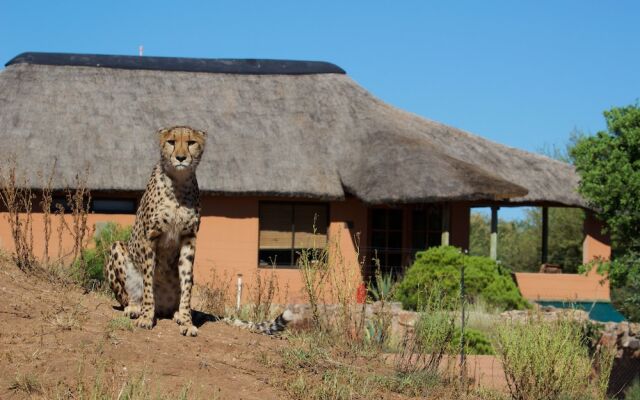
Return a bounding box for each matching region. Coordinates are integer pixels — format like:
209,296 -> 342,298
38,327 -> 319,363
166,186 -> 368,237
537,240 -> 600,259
74,222 -> 131,289
396,246 -> 528,311
495,313 -> 614,400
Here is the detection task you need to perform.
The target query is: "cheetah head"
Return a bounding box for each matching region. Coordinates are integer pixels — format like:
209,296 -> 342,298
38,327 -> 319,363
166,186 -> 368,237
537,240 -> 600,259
158,126 -> 206,173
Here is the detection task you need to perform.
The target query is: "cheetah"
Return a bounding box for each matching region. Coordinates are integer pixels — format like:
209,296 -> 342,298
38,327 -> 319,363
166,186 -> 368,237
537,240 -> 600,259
105,126 -> 205,336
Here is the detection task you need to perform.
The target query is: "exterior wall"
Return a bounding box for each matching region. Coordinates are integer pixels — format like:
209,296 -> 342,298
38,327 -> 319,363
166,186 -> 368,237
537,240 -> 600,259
1,196 -> 479,305
193,196 -> 368,303
0,212 -> 136,261
583,211 -> 611,264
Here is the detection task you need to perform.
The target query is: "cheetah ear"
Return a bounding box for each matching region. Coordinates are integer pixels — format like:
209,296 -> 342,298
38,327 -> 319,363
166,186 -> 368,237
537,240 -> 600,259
157,128 -> 171,144
195,129 -> 206,138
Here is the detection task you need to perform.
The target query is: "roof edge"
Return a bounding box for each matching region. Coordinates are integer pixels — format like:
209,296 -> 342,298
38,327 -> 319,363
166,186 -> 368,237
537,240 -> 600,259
5,52 -> 347,75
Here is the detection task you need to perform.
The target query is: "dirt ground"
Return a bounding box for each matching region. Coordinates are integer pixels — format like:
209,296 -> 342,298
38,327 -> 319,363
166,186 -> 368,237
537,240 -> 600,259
0,260 -> 292,399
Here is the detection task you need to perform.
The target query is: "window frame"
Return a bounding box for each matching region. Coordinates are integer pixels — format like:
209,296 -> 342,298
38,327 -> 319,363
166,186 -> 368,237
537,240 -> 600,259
257,201 -> 330,269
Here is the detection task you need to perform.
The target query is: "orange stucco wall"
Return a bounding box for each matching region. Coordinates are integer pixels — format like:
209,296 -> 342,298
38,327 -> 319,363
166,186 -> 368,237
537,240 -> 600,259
1,196 -> 483,305
583,211 -> 611,264
194,196 -> 368,303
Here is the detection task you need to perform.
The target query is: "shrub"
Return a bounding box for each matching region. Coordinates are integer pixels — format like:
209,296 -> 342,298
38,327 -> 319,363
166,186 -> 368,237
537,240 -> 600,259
452,327 -> 494,355
395,246 -> 528,311
74,222 -> 131,288
495,313 -> 611,400
395,286 -> 458,374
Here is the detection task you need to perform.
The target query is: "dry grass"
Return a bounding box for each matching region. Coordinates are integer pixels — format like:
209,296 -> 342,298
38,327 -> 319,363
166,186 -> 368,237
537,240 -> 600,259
193,266 -> 233,317
0,159 -> 93,285
246,266 -> 281,321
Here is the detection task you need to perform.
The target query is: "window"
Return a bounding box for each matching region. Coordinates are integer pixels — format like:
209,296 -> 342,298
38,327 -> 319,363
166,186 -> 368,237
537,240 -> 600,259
92,198 -> 137,214
258,202 -> 328,268
411,204 -> 443,256
51,197 -> 137,214
370,208 -> 404,275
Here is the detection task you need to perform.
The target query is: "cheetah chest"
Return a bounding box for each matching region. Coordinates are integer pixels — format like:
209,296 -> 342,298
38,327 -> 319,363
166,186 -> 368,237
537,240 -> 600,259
157,202 -> 198,250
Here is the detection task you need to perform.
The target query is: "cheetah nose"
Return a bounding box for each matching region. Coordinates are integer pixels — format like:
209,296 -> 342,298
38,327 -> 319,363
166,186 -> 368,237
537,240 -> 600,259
176,156 -> 187,162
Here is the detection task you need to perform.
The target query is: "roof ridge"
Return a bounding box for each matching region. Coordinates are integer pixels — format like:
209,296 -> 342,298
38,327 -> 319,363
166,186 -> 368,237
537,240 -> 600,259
5,52 -> 346,76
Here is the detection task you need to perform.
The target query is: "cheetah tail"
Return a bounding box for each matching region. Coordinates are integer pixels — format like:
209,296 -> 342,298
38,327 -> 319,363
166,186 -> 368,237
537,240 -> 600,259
224,309 -> 294,336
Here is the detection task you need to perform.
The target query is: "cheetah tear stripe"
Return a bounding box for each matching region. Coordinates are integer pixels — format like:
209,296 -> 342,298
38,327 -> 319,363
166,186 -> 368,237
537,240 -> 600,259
223,309 -> 294,336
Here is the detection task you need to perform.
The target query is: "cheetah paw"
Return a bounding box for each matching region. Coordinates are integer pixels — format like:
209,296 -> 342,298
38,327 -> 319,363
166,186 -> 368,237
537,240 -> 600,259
124,305 -> 141,319
135,314 -> 154,330
179,325 -> 198,337
173,311 -> 191,325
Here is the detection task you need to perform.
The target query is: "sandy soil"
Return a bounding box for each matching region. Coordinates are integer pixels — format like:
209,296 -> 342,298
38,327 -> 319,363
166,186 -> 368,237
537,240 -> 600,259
0,261 -> 291,399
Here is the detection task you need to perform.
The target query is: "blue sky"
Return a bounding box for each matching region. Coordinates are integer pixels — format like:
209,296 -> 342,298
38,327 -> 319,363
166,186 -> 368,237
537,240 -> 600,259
2,1 -> 638,218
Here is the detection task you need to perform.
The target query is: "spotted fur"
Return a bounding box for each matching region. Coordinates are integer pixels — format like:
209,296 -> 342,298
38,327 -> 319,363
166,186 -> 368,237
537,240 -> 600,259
105,126 -> 206,337
224,309 -> 294,336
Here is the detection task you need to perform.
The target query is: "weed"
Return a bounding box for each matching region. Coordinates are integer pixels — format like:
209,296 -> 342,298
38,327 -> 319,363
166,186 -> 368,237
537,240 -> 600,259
495,312 -> 611,400
247,265 -> 280,321
193,267 -> 232,317
9,373 -> 42,395
107,315 -> 135,332
625,379 -> 640,400
395,285 -> 458,375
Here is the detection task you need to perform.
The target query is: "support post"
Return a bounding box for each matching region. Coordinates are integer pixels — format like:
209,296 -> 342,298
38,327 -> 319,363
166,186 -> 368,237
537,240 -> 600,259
541,206 -> 549,264
490,206 -> 498,260
236,273 -> 243,312
441,203 -> 450,246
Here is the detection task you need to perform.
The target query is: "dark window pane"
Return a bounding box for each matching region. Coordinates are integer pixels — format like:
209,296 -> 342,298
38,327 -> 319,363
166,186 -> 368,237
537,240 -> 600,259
412,233 -> 427,252
387,253 -> 402,270
412,209 -> 427,231
428,232 -> 442,248
388,209 -> 403,230
371,231 -> 386,248
388,232 -> 402,249
259,203 -> 293,250
372,209 -> 386,230
259,249 -> 293,267
294,204 -> 328,248
428,207 -> 443,231
92,199 -> 137,214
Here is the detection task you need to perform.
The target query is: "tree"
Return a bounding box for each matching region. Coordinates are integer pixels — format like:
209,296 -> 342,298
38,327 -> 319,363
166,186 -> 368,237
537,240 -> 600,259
469,207 -> 583,273
571,104 -> 640,321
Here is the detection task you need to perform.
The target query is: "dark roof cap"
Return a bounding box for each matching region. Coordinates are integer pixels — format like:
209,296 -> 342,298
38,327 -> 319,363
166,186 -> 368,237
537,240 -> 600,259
5,52 -> 346,75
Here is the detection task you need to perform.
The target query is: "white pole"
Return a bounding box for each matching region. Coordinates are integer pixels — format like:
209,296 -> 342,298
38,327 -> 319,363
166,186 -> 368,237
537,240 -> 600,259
236,274 -> 243,312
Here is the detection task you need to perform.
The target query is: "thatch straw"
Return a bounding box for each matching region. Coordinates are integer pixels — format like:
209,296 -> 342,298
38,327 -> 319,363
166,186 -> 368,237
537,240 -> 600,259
0,53 -> 583,206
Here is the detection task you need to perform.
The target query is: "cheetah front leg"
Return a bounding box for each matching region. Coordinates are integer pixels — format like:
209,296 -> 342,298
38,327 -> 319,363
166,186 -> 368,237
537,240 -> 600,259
136,238 -> 157,330
173,235 -> 198,336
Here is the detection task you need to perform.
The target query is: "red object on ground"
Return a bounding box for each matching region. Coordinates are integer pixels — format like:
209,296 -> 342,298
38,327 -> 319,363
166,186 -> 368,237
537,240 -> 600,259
356,282 -> 367,304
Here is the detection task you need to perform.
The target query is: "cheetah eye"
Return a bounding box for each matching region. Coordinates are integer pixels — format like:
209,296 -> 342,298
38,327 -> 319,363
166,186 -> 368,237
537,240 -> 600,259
187,140 -> 196,146
167,140 -> 175,146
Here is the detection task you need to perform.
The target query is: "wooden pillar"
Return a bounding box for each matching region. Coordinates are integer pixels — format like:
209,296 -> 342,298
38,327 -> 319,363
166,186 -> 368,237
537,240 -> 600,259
441,203 -> 450,246
541,206 -> 549,264
490,206 -> 498,260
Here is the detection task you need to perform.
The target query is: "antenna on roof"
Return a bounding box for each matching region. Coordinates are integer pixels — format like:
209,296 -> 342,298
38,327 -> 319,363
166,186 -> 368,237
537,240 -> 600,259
138,45 -> 144,56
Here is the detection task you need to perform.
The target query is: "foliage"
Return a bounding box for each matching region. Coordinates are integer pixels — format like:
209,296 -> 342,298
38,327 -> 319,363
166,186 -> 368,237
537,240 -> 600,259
452,327 -> 494,355
396,246 -> 528,311
571,104 -> 640,321
495,313 -> 610,400
74,222 -> 131,288
625,379 -> 640,400
571,104 -> 640,250
395,285 -> 458,374
469,207 -> 584,273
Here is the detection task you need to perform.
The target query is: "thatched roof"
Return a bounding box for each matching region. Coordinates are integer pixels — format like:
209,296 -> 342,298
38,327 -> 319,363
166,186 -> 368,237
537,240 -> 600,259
0,52 -> 583,206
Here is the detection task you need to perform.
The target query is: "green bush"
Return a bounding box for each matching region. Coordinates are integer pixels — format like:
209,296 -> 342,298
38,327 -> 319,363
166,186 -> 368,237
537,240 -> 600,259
495,314 -> 612,400
396,246 -> 528,311
74,222 -> 131,287
452,327 -> 494,355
